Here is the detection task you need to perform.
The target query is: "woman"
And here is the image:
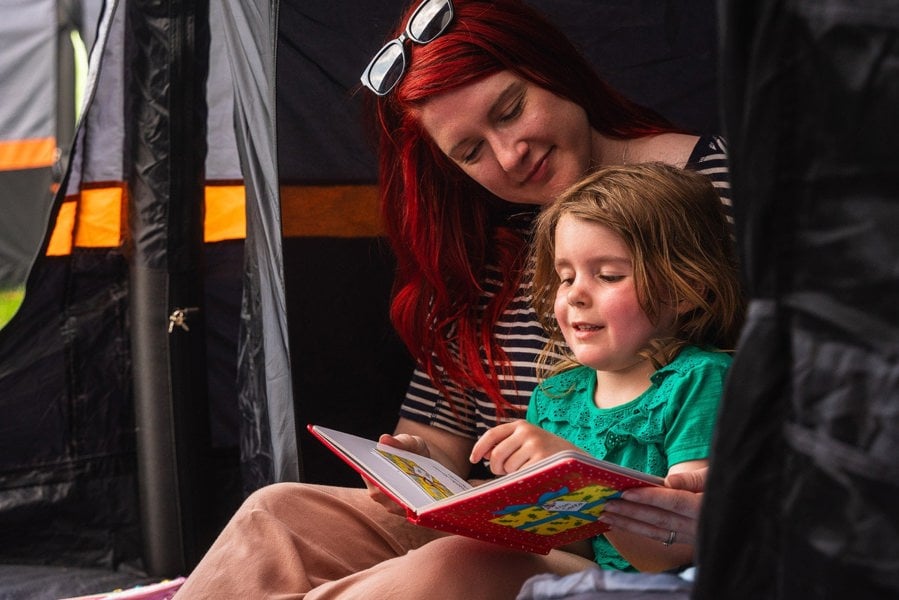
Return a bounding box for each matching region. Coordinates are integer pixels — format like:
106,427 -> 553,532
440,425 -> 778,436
369,0 -> 729,481
175,1 -> 726,597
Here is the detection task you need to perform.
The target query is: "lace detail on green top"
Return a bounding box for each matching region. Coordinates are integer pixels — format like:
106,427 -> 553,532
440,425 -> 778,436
526,345 -> 731,571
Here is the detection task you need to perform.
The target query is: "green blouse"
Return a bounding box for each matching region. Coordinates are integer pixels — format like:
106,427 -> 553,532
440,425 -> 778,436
525,345 -> 731,570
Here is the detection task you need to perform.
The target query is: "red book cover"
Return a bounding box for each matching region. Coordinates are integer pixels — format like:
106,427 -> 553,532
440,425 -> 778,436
308,425 -> 663,555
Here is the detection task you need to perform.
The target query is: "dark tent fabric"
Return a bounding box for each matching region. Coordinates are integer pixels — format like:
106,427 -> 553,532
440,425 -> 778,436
223,0 -> 301,492
0,0 -> 247,580
695,1 -> 899,598
125,0 -> 215,576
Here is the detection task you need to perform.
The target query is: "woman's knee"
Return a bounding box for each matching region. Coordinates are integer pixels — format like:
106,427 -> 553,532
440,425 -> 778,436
406,537 -> 549,597
240,482 -> 302,513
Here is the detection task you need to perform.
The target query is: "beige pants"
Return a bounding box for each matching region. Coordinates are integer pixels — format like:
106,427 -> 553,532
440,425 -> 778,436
174,482 -> 596,599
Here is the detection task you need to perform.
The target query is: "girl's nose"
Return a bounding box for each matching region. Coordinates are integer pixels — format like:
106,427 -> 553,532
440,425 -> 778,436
567,280 -> 589,307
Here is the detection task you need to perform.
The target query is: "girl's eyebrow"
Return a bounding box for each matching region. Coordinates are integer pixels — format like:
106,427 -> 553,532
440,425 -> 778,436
554,255 -> 631,267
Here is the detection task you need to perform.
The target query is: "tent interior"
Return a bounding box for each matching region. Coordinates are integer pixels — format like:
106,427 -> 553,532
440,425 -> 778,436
2,0 -> 895,599
0,1 -> 719,596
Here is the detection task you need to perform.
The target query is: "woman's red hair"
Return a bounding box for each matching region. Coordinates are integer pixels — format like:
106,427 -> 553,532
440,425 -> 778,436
369,0 -> 680,414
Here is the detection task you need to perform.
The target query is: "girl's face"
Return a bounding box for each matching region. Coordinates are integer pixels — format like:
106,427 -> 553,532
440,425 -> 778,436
417,70 -> 600,206
552,214 -> 676,374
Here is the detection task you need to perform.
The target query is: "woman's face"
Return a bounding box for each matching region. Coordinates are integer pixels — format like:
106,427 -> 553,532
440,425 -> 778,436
417,71 -> 599,206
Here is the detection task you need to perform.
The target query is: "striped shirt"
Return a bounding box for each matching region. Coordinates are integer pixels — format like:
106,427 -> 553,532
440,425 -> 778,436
399,135 -> 732,440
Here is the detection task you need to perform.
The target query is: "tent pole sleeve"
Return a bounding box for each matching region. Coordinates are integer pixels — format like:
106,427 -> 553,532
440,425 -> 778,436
126,0 -> 211,577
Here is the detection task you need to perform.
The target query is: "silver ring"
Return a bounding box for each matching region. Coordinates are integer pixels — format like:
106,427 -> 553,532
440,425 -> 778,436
663,530 -> 677,547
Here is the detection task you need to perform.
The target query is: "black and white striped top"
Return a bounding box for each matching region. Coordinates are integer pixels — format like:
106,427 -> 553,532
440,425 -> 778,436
399,135 -> 731,440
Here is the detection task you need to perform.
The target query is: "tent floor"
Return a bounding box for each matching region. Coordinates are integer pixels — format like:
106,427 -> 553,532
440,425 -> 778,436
0,564 -> 156,599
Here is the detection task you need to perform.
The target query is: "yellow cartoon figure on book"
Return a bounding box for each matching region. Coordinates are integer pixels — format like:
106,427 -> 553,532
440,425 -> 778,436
376,449 -> 455,500
491,485 -> 619,535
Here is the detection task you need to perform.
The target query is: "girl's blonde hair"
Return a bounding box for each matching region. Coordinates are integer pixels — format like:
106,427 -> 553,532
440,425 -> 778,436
530,163 -> 745,379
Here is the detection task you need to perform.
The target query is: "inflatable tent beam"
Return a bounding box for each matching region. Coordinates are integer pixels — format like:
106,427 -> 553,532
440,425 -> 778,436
126,0 -> 212,577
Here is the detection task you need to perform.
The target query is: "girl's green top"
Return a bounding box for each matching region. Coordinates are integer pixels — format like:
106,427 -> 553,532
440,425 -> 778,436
526,345 -> 731,570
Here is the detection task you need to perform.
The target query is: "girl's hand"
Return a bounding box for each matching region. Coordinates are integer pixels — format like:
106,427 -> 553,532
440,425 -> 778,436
469,420 -> 581,475
364,433 -> 432,514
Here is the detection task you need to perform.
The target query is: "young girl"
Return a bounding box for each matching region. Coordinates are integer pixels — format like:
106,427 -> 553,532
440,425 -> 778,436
472,163 -> 745,573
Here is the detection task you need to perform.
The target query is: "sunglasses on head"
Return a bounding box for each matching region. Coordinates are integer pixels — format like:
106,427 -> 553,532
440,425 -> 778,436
360,0 -> 454,96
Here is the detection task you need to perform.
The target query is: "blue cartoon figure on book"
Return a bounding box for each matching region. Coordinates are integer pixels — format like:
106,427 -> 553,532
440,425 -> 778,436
490,485 -> 620,535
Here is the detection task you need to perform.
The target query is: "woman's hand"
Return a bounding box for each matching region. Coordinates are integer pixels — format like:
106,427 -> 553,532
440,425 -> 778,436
597,464 -> 706,572
363,432 -> 432,514
599,467 -> 707,546
364,420 -> 476,515
378,432 -> 432,457
470,420 -> 581,475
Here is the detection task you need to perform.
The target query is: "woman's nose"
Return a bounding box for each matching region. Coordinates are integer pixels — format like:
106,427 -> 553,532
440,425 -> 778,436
493,135 -> 528,173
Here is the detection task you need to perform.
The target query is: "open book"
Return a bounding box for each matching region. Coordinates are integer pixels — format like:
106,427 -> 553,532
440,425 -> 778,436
308,424 -> 663,554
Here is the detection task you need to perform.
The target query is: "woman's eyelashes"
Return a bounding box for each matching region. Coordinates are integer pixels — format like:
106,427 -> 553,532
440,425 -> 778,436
460,142 -> 483,164
458,96 -> 526,165
498,96 -> 525,123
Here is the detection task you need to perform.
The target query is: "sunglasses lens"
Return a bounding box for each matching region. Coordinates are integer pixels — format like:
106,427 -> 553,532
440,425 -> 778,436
366,41 -> 406,95
408,0 -> 453,43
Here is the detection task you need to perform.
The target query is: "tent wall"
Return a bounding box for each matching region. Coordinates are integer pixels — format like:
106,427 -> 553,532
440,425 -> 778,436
0,0 -> 58,290
0,0 -> 144,571
221,0 -> 300,494
0,0 -> 247,576
696,1 -> 899,597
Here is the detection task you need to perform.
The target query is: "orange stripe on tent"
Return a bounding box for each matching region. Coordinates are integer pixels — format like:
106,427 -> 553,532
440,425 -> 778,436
281,184 -> 383,238
0,138 -> 56,170
205,184 -> 246,242
46,187 -> 124,254
46,200 -> 77,256
46,183 -> 249,255
76,186 -> 125,247
46,182 -> 381,255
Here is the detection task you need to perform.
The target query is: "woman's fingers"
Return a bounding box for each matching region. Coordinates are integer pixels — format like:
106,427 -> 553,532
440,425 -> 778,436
600,489 -> 701,545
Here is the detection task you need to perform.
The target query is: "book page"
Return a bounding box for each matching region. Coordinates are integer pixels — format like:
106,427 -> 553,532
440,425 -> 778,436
373,444 -> 472,500
309,425 -> 472,511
